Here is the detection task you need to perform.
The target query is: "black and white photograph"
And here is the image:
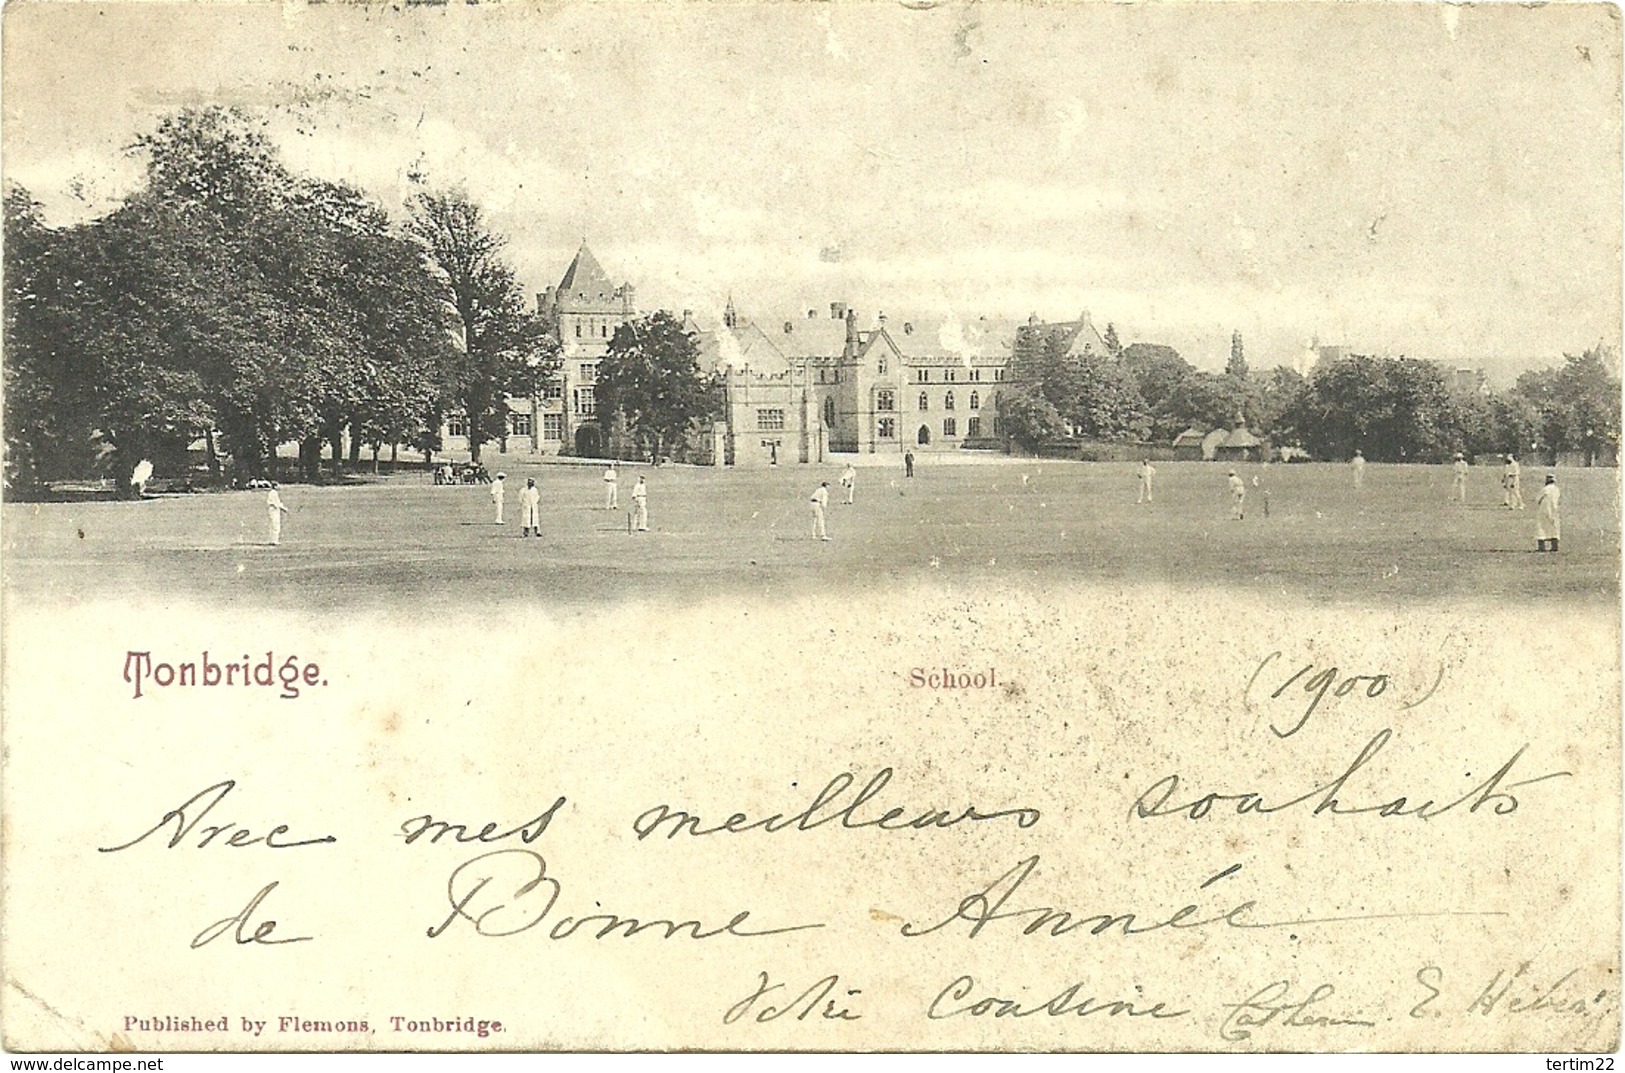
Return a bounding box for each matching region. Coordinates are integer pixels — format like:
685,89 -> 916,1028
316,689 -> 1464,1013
2,0 -> 1620,1060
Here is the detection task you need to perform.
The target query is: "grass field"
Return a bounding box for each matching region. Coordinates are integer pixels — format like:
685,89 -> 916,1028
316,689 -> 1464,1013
2,459 -> 1618,612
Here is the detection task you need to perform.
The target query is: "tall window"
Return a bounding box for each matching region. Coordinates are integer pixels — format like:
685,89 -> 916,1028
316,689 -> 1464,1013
542,414 -> 564,441
970,369 -> 982,382
543,381 -> 564,401
876,390 -> 895,412
576,388 -> 596,416
967,416 -> 981,438
994,368 -> 1006,381
969,391 -> 980,410
578,363 -> 597,384
944,391 -> 955,411
878,417 -> 896,439
878,357 -> 887,375
600,324 -> 608,338
918,392 -> 929,411
943,418 -> 957,437
824,397 -> 836,425
945,369 -> 957,382
917,369 -> 930,383
758,409 -> 786,431
447,415 -> 468,438
575,323 -> 582,338
510,412 -> 533,437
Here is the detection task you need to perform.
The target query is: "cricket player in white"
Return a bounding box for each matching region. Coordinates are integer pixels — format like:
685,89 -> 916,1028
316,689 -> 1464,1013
1137,459 -> 1156,504
1228,470 -> 1246,520
1351,450 -> 1366,488
520,477 -> 541,537
604,464 -> 619,510
1535,474 -> 1561,552
131,458 -> 153,497
266,483 -> 289,545
1504,455 -> 1525,509
840,464 -> 857,504
631,476 -> 648,532
1451,454 -> 1468,503
490,472 -> 506,524
811,481 -> 830,540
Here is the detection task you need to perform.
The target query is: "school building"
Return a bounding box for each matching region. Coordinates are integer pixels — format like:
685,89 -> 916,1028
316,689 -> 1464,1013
442,244 -> 1037,466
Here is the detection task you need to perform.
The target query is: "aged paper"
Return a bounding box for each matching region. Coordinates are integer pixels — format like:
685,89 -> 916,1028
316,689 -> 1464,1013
2,0 -> 1621,1057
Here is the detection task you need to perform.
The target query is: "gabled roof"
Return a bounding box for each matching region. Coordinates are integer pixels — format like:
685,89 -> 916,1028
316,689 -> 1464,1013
695,321 -> 792,375
556,244 -> 618,299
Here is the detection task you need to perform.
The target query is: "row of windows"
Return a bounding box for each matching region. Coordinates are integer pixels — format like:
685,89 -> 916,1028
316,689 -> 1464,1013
447,413 -> 562,440
875,417 -> 989,441
572,321 -> 612,339
758,409 -> 786,431
915,368 -> 1000,383
876,390 -> 993,412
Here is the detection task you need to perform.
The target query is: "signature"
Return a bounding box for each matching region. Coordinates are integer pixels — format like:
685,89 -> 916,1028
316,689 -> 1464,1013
1218,980 -> 1375,1041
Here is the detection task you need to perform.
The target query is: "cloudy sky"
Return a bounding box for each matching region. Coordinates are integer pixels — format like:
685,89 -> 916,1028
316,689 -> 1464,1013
4,1 -> 1620,378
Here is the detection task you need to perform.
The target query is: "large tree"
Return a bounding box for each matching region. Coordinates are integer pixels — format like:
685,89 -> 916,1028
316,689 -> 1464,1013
408,190 -> 557,463
596,311 -> 721,461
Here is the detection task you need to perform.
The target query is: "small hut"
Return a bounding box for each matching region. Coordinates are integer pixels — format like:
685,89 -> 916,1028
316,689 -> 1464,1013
1172,428 -> 1206,461
1214,420 -> 1264,463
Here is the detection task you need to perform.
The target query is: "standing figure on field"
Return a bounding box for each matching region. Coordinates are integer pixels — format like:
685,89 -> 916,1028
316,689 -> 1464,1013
520,477 -> 541,537
1228,470 -> 1246,520
1137,459 -> 1156,504
603,463 -> 619,510
1535,474 -> 1561,552
810,481 -> 831,541
491,472 -> 506,524
904,451 -> 915,479
840,463 -> 857,504
266,482 -> 290,546
1351,450 -> 1366,489
631,476 -> 648,532
1503,455 -> 1525,510
1451,453 -> 1468,503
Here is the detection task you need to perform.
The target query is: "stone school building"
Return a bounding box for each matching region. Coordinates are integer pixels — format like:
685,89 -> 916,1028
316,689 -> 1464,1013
440,245 -> 1024,466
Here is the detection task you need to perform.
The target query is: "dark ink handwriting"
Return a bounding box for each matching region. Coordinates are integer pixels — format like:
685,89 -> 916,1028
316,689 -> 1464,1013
1218,981 -> 1375,1041
1131,730 -> 1570,822
99,780 -> 337,852
400,797 -> 566,846
191,881 -> 312,948
426,848 -> 824,941
633,769 -> 1039,841
927,975 -> 1189,1020
724,972 -> 862,1024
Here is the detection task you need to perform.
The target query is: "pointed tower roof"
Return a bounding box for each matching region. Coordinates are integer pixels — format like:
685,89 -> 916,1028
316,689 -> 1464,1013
556,243 -> 617,298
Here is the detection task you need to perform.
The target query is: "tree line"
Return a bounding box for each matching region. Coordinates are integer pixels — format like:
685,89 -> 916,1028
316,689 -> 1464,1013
3,108 -> 559,493
997,325 -> 1621,464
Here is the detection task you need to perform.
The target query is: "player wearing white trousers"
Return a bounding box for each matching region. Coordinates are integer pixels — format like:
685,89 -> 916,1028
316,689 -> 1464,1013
604,465 -> 619,510
266,486 -> 289,545
1535,476 -> 1561,552
1137,460 -> 1156,504
490,474 -> 506,524
1228,471 -> 1246,520
631,477 -> 648,532
811,482 -> 830,540
520,478 -> 541,537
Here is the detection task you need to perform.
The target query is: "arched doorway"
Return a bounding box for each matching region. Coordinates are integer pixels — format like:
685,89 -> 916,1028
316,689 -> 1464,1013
575,425 -> 603,457
916,425 -> 931,446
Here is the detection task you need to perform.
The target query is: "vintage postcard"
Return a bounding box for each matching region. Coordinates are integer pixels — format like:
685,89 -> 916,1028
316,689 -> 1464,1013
2,0 -> 1620,1057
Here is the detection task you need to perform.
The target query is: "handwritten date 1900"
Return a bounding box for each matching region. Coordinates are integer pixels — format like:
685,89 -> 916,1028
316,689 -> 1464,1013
1245,651 -> 1444,739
